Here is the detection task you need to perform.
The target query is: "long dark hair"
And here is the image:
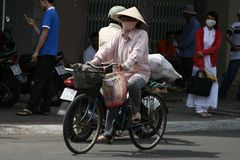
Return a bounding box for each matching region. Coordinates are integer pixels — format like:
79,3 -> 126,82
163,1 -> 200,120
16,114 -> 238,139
206,11 -> 219,29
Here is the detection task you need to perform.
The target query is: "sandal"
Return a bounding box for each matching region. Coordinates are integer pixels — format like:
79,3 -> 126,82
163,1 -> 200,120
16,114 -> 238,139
196,112 -> 208,118
16,108 -> 33,116
38,111 -> 49,116
97,135 -> 113,144
206,112 -> 212,117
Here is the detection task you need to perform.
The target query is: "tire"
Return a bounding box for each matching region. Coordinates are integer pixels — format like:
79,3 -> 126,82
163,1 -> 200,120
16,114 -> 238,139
129,93 -> 167,150
0,78 -> 21,107
63,94 -> 102,154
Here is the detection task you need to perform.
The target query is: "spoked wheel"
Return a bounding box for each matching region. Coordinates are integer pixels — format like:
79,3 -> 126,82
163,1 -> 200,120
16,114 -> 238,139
63,94 -> 102,154
129,93 -> 167,150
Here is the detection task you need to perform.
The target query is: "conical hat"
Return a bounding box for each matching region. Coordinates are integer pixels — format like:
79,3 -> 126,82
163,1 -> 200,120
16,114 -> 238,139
112,7 -> 147,26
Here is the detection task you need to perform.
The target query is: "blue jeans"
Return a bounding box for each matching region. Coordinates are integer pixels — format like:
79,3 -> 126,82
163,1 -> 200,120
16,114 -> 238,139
219,59 -> 240,98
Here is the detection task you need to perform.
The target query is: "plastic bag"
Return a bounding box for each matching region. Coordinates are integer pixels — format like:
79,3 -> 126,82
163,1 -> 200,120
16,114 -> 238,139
148,53 -> 182,82
102,71 -> 127,108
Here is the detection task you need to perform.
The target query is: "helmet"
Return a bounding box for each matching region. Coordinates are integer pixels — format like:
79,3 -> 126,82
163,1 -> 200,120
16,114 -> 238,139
108,6 -> 126,19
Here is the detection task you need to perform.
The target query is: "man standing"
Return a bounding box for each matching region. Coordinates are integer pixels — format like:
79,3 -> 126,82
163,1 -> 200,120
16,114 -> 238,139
83,32 -> 99,63
17,0 -> 59,115
178,4 -> 200,87
219,9 -> 240,100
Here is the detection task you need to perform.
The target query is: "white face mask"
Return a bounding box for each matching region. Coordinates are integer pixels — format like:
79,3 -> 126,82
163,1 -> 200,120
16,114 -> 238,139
122,21 -> 138,32
206,19 -> 216,28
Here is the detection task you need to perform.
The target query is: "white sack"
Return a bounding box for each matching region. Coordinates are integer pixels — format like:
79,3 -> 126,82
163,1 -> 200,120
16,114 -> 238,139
148,53 -> 182,82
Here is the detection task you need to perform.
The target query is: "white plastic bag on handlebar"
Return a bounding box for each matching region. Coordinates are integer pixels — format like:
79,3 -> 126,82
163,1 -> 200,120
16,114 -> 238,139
102,71 -> 127,108
148,53 -> 182,82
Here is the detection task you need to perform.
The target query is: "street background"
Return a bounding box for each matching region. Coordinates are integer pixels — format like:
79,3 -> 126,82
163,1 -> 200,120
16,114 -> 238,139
0,84 -> 239,135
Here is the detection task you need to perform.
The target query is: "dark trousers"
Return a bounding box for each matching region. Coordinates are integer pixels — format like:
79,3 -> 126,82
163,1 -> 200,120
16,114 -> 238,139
28,55 -> 55,113
219,59 -> 240,98
180,57 -> 193,87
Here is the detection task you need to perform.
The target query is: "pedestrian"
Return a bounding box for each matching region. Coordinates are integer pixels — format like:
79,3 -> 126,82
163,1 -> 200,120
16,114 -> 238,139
156,31 -> 182,90
17,0 -> 59,116
219,9 -> 240,101
90,7 -> 150,142
157,31 -> 177,60
83,32 -> 99,63
178,4 -> 201,88
186,11 -> 222,118
98,6 -> 126,49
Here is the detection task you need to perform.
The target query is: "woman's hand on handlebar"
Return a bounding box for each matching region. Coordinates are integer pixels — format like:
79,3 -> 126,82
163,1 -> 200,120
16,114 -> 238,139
86,62 -> 119,73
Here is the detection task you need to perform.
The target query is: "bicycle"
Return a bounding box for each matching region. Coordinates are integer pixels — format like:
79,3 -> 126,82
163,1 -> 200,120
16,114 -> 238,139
63,63 -> 167,154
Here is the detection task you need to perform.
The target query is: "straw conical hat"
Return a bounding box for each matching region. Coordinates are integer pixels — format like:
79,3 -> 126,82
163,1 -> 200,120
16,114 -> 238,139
112,7 -> 147,25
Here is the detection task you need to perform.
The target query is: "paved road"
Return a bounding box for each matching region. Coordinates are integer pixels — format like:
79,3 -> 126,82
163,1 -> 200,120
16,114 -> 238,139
0,130 -> 239,160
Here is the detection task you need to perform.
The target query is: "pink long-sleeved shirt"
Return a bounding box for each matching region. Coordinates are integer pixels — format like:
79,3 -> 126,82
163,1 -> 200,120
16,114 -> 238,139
91,29 -> 150,82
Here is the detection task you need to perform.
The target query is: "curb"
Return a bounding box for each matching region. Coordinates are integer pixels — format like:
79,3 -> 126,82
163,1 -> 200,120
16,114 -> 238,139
1,118 -> 240,135
0,124 -> 62,136
166,118 -> 240,132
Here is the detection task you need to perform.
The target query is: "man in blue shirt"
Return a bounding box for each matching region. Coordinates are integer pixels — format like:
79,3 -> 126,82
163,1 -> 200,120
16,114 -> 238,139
178,4 -> 200,87
17,0 -> 59,116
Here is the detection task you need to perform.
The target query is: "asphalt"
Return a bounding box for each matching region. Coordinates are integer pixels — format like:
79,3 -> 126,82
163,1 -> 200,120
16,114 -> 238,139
0,84 -> 240,135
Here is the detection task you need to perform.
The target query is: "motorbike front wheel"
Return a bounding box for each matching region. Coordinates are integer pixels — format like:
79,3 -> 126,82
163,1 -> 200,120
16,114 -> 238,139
0,78 -> 21,107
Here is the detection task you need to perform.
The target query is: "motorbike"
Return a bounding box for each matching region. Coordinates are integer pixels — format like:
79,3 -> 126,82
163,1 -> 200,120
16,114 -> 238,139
57,71 -> 77,115
0,50 -> 23,107
0,19 -> 25,107
18,51 -> 71,106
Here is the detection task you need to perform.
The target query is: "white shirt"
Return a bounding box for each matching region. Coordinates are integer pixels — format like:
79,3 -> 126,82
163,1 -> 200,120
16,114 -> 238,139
203,26 -> 216,76
98,23 -> 122,49
83,44 -> 96,63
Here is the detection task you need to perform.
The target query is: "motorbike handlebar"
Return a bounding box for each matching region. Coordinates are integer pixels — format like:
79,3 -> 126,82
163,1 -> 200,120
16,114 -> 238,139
86,62 -> 118,73
66,62 -> 119,74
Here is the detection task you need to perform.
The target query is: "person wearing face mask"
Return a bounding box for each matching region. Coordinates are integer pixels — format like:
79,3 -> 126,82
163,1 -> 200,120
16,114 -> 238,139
219,9 -> 240,101
186,11 -> 222,118
90,7 -> 150,142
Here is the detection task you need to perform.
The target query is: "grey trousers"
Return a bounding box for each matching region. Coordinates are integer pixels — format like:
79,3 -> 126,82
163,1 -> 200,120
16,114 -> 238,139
104,76 -> 146,136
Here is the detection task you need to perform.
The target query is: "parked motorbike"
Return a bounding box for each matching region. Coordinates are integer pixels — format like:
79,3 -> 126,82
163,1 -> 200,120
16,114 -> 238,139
57,71 -> 77,115
0,17 -> 25,107
0,50 -> 23,107
17,51 -> 71,106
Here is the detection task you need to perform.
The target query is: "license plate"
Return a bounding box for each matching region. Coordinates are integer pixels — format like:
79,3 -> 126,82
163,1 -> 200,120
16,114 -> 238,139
55,65 -> 67,75
10,64 -> 22,75
60,88 -> 77,101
